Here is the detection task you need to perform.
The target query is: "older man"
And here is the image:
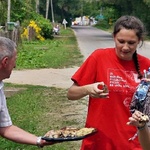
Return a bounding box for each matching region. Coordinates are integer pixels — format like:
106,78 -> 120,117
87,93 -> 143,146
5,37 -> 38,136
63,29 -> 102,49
0,37 -> 53,148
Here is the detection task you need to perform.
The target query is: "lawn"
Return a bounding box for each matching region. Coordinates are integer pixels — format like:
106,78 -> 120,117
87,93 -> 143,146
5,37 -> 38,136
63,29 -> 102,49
16,28 -> 83,69
1,27 -> 87,150
3,84 -> 88,150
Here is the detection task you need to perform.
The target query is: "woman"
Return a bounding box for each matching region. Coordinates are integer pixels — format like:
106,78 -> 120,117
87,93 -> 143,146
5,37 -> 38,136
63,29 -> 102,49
67,16 -> 150,150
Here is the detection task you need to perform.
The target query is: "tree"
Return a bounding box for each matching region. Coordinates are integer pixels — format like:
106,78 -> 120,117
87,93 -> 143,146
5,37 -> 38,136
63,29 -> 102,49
0,0 -> 7,25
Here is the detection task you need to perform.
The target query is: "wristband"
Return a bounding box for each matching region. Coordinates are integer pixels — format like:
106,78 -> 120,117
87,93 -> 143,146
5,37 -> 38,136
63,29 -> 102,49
36,136 -> 43,148
137,123 -> 146,130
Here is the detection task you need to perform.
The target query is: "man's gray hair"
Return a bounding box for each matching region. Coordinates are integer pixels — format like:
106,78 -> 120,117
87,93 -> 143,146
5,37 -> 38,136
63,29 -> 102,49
0,37 -> 16,60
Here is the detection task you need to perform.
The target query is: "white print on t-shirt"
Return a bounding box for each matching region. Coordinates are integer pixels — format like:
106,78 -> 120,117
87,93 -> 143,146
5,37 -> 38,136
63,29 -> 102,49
108,69 -> 140,92
123,97 -> 131,108
108,69 -> 140,108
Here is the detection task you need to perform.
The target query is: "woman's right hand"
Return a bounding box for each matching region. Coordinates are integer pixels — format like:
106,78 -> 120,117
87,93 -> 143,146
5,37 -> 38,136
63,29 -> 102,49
85,82 -> 109,98
67,82 -> 109,100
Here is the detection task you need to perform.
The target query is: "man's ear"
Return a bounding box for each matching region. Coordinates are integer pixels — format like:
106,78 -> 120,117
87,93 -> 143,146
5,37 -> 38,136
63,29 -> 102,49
1,57 -> 8,67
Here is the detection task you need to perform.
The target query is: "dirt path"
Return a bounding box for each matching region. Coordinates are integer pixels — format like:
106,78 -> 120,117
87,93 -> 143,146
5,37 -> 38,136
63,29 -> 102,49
4,67 -> 79,89
4,26 -> 150,88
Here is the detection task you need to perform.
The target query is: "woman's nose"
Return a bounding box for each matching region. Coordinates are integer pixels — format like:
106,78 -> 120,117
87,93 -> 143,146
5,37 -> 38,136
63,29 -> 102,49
122,43 -> 129,50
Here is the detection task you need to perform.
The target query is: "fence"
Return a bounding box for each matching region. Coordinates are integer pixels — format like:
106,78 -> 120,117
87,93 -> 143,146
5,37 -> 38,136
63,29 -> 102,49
0,26 -> 21,45
0,23 -> 42,44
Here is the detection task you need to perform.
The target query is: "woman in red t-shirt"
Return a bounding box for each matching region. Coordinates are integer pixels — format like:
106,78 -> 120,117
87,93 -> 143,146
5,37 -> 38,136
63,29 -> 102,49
67,15 -> 150,150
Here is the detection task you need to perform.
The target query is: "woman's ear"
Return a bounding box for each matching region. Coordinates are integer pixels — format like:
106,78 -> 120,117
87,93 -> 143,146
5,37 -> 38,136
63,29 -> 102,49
1,57 -> 9,68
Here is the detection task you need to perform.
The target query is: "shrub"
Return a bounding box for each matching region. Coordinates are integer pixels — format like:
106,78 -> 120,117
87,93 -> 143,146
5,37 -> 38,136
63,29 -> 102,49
21,20 -> 45,41
35,15 -> 53,39
21,13 -> 53,40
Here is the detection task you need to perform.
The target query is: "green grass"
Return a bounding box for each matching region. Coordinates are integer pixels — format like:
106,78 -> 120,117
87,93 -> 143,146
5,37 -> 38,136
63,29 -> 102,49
2,83 -> 87,150
1,27 -> 86,149
16,27 -> 83,69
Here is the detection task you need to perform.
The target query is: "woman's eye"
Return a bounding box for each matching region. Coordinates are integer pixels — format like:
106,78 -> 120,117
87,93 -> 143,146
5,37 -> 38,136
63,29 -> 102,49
118,40 -> 135,45
118,40 -> 124,44
128,42 -> 135,45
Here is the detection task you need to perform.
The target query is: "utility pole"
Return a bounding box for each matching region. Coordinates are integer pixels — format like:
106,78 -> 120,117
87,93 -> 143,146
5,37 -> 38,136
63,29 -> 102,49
36,0 -> 39,13
50,0 -> 54,23
7,0 -> 11,22
81,0 -> 83,25
46,0 -> 49,19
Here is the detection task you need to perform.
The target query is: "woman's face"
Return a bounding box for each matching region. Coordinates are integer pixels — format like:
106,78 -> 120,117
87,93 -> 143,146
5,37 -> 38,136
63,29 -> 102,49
114,28 -> 140,60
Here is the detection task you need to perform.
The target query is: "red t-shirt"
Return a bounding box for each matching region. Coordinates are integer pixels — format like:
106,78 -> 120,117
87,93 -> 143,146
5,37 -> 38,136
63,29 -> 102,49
71,48 -> 150,150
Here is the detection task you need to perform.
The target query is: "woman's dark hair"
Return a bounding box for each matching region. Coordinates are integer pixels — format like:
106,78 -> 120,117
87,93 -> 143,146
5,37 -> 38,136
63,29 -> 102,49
113,15 -> 146,79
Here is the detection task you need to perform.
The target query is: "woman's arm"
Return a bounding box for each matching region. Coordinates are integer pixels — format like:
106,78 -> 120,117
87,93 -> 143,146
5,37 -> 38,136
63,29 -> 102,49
67,82 -> 109,100
127,110 -> 150,150
138,125 -> 150,150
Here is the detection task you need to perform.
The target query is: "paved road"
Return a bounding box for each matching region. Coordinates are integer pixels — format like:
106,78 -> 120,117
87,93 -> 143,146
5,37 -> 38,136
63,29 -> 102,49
4,26 -> 150,88
72,25 -> 114,60
72,25 -> 150,60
